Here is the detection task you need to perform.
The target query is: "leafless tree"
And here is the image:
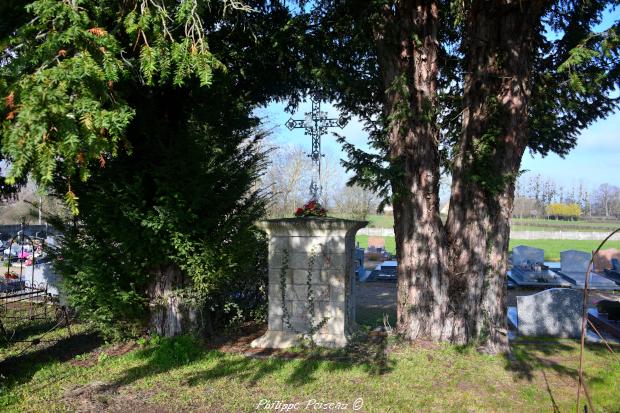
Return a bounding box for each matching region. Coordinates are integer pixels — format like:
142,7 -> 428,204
594,183 -> 620,217
332,184 -> 378,219
262,145 -> 311,217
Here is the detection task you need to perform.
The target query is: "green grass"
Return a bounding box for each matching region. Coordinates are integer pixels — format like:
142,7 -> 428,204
512,218 -> 620,230
366,214 -> 396,228
362,215 -> 620,233
356,235 -> 620,261
508,239 -> 620,261
1,317 -> 619,413
356,234 -> 396,254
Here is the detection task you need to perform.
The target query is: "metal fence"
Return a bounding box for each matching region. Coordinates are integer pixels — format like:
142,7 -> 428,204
0,224 -> 59,239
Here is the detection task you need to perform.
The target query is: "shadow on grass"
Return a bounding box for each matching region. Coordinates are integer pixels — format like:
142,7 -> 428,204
0,318 -> 60,346
0,330 -> 103,384
504,338 -> 616,381
95,325 -> 395,392
502,338 -> 620,412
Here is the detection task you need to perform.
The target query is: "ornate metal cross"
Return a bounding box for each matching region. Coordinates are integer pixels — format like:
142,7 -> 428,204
285,98 -> 347,201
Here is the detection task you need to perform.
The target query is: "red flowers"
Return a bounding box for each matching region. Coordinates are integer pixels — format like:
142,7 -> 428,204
294,200 -> 327,217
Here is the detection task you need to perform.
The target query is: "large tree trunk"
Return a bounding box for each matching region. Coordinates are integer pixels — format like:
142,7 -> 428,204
147,264 -> 200,337
373,0 -> 545,352
374,0 -> 452,341
445,0 -> 545,353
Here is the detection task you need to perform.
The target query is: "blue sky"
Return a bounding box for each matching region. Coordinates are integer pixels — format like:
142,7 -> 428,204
259,99 -> 619,191
258,7 -> 620,192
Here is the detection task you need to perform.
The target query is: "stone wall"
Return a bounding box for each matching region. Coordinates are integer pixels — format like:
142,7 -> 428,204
252,218 -> 366,348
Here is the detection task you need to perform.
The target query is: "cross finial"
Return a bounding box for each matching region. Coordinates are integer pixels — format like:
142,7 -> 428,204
285,97 -> 347,201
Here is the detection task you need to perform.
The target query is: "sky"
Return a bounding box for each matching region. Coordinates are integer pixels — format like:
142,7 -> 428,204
257,7 -> 620,194
259,99 -> 619,193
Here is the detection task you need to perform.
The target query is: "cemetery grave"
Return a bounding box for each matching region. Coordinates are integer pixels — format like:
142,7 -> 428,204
556,249 -> 620,290
588,300 -> 620,340
365,260 -> 397,282
508,245 -> 572,288
510,288 -> 584,338
0,224 -> 68,346
354,247 -> 372,282
602,258 -> 620,284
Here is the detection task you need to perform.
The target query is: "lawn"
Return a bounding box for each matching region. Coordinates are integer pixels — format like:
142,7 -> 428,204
362,215 -> 620,233
356,235 -> 620,261
1,314 -> 619,412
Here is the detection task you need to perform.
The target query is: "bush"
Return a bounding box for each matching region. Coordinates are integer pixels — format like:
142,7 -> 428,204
546,203 -> 581,220
51,86 -> 269,340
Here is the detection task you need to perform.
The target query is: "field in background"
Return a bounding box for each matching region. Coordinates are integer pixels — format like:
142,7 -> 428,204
356,235 -> 620,261
364,215 -> 620,233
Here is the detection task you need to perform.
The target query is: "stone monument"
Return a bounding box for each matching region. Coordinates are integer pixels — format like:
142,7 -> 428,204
251,217 -> 367,348
516,288 -> 584,338
512,245 -> 545,267
561,250 -> 590,273
592,248 -> 620,272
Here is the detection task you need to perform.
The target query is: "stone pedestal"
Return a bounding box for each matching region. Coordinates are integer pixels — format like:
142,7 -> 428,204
251,218 -> 367,348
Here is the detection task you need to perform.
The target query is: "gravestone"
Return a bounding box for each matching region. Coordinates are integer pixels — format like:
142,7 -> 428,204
373,260 -> 397,282
509,245 -> 568,287
508,268 -> 572,288
512,245 -> 544,267
604,259 -> 620,285
517,288 -> 584,338
558,250 -> 620,290
561,250 -> 590,273
367,236 -> 385,249
354,247 -> 364,276
251,217 -> 367,348
592,248 -> 620,272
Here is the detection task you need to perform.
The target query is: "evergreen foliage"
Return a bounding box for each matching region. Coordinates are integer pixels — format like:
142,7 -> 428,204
51,100 -> 269,337
297,1 -> 619,202
1,0 -> 306,337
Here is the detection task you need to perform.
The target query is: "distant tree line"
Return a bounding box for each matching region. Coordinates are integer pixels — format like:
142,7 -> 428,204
514,173 -> 620,219
260,143 -> 379,219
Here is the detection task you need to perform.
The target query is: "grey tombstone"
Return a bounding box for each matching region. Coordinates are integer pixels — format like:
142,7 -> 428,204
558,250 -> 620,290
509,245 -> 568,287
354,247 -> 364,278
517,288 -> 584,338
508,268 -> 573,288
561,250 -> 590,273
512,245 -> 544,267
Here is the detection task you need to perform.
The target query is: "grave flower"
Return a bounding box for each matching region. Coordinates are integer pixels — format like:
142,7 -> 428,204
4,272 -> 18,280
294,200 -> 327,217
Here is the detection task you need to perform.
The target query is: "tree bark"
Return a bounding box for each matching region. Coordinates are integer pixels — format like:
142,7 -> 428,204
374,0 -> 452,341
373,0 -> 545,352
147,264 -> 200,337
445,0 -> 545,352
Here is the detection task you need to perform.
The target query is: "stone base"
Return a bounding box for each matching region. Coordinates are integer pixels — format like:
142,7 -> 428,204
250,330 -> 349,349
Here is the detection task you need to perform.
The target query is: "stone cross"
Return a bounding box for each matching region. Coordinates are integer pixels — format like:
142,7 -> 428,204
285,98 -> 347,201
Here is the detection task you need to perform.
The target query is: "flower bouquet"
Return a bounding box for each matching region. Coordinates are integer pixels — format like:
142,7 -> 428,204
4,272 -> 19,280
294,200 -> 327,218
